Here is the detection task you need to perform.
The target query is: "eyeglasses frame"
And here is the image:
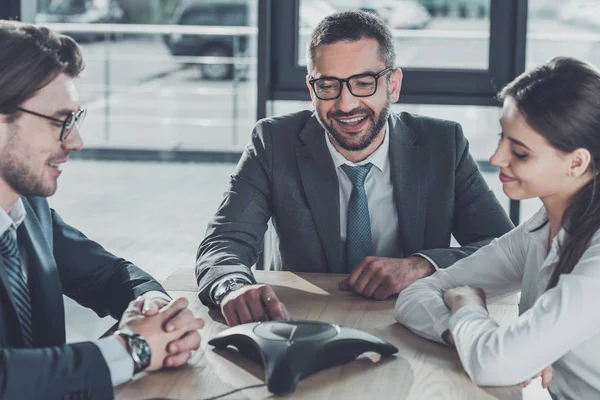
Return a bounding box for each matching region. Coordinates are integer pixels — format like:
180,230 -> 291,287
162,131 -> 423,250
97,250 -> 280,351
16,107 -> 87,141
308,67 -> 395,100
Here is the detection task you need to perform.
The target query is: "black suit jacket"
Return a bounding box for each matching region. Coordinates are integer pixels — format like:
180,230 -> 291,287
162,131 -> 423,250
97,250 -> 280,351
196,111 -> 514,306
0,196 -> 166,400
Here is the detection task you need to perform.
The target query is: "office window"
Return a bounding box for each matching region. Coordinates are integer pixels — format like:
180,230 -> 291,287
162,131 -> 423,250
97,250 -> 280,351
35,0 -> 258,152
298,0 -> 491,70
527,0 -> 600,69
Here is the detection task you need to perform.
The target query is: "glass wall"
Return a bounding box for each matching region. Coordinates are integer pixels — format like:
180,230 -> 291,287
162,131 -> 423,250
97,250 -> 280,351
298,0 -> 491,69
35,0 -> 258,151
527,0 -> 600,69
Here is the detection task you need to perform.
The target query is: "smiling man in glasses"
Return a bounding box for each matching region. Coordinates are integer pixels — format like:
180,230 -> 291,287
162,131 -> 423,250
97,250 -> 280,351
0,21 -> 204,399
196,11 -> 514,326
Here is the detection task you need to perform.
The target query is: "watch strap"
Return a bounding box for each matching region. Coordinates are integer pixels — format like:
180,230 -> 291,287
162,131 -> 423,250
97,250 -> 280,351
115,330 -> 152,374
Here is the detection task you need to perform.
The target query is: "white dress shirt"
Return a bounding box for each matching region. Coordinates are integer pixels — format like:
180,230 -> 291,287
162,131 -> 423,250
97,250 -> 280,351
395,206 -> 600,399
325,123 -> 401,259
0,199 -> 169,387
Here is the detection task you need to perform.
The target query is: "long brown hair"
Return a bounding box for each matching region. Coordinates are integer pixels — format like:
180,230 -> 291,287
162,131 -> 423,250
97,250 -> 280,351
0,20 -> 84,119
498,57 -> 600,289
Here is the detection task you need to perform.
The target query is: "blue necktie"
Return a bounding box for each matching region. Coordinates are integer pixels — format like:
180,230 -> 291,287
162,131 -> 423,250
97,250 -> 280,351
0,229 -> 33,347
341,163 -> 373,271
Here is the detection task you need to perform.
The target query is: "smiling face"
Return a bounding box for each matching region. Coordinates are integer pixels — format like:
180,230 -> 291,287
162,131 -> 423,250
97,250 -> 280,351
490,97 -> 591,206
0,73 -> 84,203
306,38 -> 402,160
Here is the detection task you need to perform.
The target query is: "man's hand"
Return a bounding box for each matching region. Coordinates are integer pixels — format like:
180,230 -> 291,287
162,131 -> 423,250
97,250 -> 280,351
117,297 -> 204,372
220,284 -> 291,327
141,296 -> 171,317
338,256 -> 435,300
443,286 -> 487,314
141,296 -> 204,368
522,366 -> 553,389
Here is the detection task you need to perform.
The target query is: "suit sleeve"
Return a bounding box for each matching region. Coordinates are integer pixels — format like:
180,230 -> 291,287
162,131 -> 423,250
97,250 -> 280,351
0,342 -> 113,400
51,209 -> 167,320
419,124 -> 514,269
196,120 -> 275,307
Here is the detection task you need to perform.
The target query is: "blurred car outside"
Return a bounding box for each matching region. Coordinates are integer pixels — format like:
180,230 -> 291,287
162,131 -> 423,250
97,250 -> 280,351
164,0 -> 340,80
162,0 -> 252,81
36,0 -> 126,42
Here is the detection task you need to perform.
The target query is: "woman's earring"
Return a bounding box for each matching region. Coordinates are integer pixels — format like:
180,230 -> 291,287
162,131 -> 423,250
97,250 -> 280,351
570,172 -> 576,177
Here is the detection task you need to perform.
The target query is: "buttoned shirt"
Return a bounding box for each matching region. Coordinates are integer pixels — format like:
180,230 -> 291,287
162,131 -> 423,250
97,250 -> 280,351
395,206 -> 600,399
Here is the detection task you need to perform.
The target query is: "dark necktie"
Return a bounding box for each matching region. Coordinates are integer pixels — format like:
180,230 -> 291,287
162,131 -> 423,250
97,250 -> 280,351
0,229 -> 33,347
341,163 -> 373,271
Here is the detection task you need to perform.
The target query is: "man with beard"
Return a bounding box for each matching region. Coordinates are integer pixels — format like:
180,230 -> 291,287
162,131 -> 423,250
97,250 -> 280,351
196,11 -> 514,326
0,21 -> 204,398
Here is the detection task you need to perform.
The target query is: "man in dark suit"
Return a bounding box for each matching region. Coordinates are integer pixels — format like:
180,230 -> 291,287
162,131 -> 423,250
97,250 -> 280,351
0,21 -> 204,399
196,11 -> 514,326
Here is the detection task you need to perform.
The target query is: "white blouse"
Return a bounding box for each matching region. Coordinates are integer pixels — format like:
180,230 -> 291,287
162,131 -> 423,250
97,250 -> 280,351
394,207 -> 600,400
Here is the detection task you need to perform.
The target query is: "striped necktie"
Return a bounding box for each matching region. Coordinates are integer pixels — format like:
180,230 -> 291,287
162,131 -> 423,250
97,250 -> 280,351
341,163 -> 373,271
0,229 -> 33,347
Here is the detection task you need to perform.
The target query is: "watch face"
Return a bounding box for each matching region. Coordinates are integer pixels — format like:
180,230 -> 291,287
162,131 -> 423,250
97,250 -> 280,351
129,334 -> 152,372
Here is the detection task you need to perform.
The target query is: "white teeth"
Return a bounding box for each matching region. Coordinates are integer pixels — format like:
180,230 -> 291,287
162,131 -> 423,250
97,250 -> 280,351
338,116 -> 366,124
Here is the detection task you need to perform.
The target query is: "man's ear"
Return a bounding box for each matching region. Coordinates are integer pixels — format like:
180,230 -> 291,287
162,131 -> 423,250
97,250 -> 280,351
389,67 -> 403,103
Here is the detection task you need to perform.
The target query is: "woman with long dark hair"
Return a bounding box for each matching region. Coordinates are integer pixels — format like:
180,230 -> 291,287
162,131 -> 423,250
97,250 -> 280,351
395,56 -> 600,399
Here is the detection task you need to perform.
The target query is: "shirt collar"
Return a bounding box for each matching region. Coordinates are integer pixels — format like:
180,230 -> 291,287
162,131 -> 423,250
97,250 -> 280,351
0,198 -> 27,236
325,121 -> 390,172
525,206 -> 566,251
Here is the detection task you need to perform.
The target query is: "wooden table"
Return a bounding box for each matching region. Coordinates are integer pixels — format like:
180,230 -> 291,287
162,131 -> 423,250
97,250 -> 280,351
115,269 -> 521,399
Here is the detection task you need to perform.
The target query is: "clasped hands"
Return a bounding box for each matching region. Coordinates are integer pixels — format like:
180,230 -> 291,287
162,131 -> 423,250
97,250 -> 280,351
443,286 -> 552,389
117,296 -> 205,372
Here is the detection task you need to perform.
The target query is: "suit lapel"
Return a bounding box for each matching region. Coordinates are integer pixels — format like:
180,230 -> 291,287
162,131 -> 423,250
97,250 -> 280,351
19,200 -> 66,346
388,114 -> 429,256
296,115 -> 343,273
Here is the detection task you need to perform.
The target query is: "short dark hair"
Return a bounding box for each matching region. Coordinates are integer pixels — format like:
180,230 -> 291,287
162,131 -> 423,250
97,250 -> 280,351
0,20 -> 84,118
499,57 -> 600,290
306,11 -> 396,75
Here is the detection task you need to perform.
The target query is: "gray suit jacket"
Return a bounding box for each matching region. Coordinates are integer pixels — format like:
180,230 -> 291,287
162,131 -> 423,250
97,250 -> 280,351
0,196 -> 167,400
196,110 -> 514,306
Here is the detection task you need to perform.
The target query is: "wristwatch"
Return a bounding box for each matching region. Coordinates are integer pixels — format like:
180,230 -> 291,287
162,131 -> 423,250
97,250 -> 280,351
115,330 -> 152,374
213,278 -> 249,306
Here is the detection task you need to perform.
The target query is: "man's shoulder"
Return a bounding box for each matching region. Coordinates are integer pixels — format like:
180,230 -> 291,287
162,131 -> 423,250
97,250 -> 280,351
394,111 -> 460,137
254,110 -> 316,139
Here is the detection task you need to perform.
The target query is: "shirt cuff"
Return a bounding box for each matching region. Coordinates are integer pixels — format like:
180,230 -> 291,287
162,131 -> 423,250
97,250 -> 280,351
210,273 -> 253,303
93,336 -> 134,387
413,253 -> 440,271
141,290 -> 172,303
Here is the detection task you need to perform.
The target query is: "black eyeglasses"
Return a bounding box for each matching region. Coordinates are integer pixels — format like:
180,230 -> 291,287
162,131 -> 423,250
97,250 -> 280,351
16,107 -> 87,141
309,67 -> 394,100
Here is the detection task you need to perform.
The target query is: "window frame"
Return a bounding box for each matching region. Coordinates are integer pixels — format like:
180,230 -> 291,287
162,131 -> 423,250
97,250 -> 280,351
269,0 -> 525,107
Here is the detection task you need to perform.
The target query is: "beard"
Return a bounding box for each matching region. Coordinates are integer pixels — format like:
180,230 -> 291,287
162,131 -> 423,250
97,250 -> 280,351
319,103 -> 390,151
0,123 -> 57,198
316,82 -> 393,152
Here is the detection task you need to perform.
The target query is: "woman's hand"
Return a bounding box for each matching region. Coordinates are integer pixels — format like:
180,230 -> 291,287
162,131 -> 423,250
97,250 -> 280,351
522,366 -> 553,389
443,286 -> 487,314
